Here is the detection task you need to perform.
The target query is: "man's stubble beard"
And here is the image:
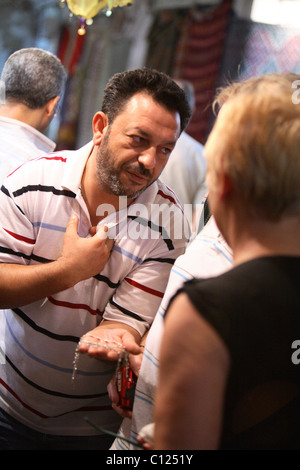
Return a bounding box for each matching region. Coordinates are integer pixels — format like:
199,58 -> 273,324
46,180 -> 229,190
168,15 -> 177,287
96,132 -> 157,199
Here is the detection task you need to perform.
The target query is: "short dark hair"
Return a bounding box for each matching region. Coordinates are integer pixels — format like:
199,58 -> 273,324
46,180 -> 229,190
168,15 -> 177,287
1,48 -> 66,109
101,68 -> 191,133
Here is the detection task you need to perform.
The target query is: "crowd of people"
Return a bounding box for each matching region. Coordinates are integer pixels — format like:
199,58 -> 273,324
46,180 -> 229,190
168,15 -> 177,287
0,46 -> 299,450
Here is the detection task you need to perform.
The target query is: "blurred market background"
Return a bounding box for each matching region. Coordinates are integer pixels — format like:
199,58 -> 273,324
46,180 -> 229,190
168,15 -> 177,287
1,0 -> 300,150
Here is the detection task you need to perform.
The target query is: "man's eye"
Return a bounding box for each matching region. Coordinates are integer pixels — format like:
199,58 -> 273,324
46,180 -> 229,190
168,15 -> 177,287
132,135 -> 144,144
161,147 -> 172,156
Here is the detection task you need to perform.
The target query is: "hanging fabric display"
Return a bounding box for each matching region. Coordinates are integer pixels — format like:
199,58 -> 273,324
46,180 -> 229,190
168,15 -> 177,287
64,0 -> 133,34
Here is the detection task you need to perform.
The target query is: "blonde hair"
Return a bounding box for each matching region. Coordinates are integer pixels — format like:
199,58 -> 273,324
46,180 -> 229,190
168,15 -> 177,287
206,79 -> 300,221
212,72 -> 300,114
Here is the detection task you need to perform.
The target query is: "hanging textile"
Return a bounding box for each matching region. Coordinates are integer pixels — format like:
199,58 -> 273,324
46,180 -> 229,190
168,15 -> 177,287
145,10 -> 188,75
172,0 -> 233,143
238,22 -> 300,79
55,24 -> 87,150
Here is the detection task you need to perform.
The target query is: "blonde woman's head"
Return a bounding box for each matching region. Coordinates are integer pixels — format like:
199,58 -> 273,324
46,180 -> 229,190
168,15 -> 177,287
206,76 -> 300,221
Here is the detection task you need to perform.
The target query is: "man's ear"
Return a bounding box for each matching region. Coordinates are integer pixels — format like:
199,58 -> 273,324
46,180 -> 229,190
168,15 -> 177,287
45,96 -> 60,117
93,111 -> 109,145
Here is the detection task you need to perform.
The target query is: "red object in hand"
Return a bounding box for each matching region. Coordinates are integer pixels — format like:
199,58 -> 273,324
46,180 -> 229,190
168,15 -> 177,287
116,365 -> 137,410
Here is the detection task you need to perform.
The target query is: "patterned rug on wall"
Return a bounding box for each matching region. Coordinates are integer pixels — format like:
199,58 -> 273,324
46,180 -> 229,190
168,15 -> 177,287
239,22 -> 300,80
219,15 -> 300,85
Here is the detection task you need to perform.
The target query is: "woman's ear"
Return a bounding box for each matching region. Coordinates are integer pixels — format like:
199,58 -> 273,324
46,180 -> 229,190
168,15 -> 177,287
93,111 -> 109,145
220,172 -> 233,201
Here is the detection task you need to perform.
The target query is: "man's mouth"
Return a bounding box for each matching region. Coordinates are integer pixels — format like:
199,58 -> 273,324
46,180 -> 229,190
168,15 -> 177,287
126,168 -> 151,185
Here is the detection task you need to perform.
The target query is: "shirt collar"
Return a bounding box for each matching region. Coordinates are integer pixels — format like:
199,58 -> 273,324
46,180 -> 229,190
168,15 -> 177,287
0,116 -> 56,153
61,141 -> 94,194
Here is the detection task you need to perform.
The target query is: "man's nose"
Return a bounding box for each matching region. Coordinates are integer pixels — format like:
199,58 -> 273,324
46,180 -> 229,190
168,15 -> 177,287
138,147 -> 157,170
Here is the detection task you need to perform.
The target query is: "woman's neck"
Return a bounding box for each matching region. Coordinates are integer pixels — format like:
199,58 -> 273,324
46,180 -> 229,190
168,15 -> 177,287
228,215 -> 300,266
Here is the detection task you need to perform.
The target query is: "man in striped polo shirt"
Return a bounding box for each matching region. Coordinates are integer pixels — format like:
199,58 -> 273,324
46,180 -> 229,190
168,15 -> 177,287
0,68 -> 191,449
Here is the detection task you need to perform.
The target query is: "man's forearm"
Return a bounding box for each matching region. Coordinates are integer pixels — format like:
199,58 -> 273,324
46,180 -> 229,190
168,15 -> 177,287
0,260 -> 76,309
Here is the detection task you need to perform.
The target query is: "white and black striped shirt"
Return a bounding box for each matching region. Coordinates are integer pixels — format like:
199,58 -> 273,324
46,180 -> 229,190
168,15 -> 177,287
0,142 -> 189,436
